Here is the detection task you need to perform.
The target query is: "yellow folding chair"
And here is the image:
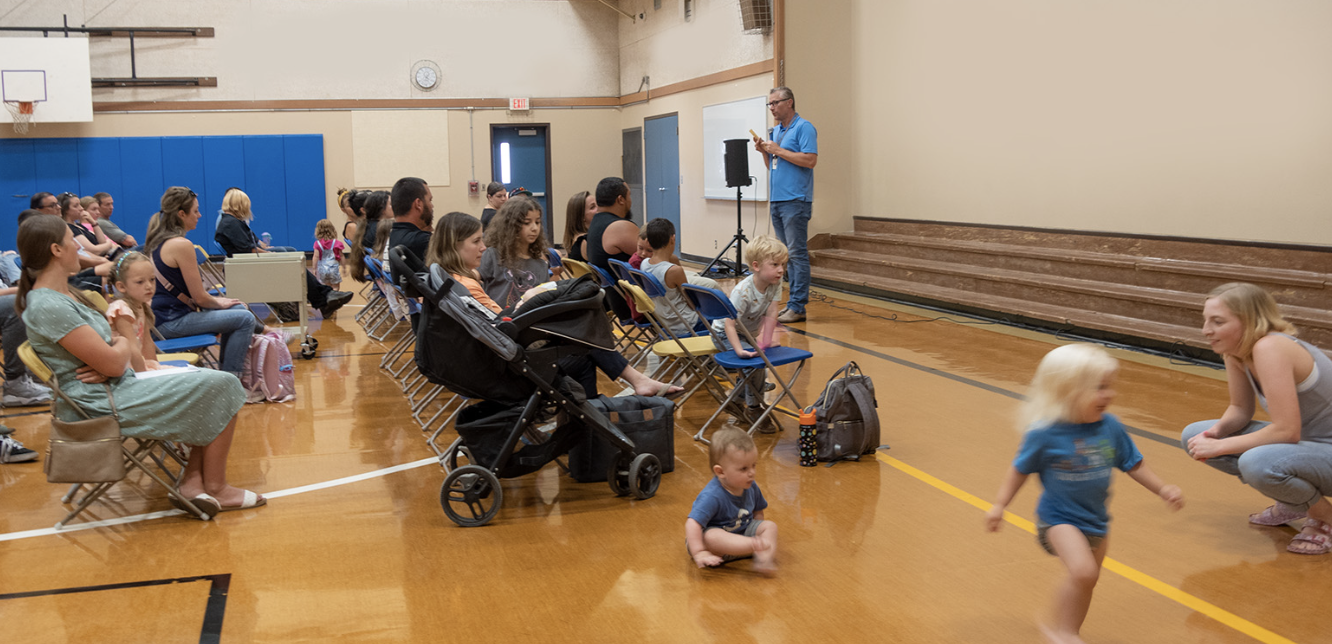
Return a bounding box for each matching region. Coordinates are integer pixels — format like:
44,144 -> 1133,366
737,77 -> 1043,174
561,257 -> 593,279
619,281 -> 730,412
18,342 -> 213,528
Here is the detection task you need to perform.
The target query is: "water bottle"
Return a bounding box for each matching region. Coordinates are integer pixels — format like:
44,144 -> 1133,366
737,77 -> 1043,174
261,232 -> 272,246
799,408 -> 818,467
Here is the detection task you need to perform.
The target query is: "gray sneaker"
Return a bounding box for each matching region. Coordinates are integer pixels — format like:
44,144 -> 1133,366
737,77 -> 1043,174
0,434 -> 38,463
3,375 -> 54,407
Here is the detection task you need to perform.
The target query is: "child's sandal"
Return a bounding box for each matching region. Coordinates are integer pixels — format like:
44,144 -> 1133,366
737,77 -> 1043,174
1287,519 -> 1332,555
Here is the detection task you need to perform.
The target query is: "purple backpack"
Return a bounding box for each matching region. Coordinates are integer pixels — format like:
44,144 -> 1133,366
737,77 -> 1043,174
241,330 -> 296,403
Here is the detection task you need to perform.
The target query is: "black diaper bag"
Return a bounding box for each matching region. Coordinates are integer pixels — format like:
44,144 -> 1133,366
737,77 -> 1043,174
567,395 -> 676,482
809,361 -> 881,463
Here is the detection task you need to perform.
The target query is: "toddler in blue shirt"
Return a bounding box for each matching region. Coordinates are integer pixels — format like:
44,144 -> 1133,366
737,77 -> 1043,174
986,343 -> 1183,644
685,428 -> 778,575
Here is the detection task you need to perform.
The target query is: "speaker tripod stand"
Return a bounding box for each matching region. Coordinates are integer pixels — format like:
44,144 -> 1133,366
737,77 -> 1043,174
702,184 -> 749,278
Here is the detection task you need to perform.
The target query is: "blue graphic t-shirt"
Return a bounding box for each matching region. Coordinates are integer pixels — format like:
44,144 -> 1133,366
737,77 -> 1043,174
1013,413 -> 1143,536
687,477 -> 768,534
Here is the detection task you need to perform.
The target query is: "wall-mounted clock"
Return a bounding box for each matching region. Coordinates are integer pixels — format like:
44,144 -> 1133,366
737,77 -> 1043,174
411,60 -> 441,91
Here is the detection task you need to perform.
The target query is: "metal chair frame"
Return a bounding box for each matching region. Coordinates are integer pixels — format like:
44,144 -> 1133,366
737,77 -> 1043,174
18,342 -> 213,528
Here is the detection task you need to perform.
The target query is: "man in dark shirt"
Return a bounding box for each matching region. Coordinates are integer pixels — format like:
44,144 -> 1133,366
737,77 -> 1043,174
586,177 -> 638,319
387,177 -> 434,262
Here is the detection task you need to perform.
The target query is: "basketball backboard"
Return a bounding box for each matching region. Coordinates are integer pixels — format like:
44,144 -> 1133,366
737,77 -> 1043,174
0,37 -> 93,125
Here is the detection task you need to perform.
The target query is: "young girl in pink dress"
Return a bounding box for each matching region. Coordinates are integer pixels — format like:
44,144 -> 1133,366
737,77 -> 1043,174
106,252 -> 168,372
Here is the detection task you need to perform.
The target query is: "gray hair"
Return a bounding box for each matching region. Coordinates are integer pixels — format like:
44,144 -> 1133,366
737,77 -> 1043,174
770,86 -> 795,105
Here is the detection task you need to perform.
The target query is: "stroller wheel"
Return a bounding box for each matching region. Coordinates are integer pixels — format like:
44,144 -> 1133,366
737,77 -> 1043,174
441,465 -> 502,527
628,453 -> 661,500
607,456 -> 632,497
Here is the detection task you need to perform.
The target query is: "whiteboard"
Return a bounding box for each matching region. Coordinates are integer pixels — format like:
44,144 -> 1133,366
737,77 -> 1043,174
702,96 -> 769,201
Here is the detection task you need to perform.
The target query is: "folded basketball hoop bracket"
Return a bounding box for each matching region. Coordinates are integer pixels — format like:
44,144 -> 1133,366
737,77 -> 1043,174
0,21 -> 217,89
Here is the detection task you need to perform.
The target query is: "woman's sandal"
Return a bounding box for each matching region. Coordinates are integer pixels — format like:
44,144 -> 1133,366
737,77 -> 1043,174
1250,503 -> 1307,526
217,489 -> 267,513
1287,519 -> 1332,555
169,493 -> 220,520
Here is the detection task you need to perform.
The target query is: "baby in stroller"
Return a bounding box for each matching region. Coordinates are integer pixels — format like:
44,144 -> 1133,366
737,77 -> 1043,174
390,215 -> 669,527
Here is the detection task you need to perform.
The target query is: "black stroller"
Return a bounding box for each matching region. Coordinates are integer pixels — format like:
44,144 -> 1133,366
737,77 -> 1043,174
389,246 -> 664,527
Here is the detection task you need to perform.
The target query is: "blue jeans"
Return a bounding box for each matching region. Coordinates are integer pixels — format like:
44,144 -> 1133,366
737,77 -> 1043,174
0,254 -> 20,286
770,200 -> 811,314
0,294 -> 29,380
1181,420 -> 1332,511
156,305 -> 264,376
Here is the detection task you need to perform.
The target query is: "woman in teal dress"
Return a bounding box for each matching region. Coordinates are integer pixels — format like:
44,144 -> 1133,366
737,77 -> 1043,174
17,215 -> 263,516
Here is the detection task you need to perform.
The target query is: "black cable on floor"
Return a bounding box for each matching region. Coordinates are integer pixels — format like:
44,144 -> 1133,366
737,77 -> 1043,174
807,288 -> 1223,371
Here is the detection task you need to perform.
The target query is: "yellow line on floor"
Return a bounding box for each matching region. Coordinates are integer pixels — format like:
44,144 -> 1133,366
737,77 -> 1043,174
875,452 -> 1298,644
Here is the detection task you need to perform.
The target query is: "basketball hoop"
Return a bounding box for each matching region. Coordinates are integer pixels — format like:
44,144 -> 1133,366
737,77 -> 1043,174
4,101 -> 35,135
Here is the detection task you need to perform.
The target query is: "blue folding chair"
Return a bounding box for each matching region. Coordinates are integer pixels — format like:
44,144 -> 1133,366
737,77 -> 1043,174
151,328 -> 221,369
588,264 -> 653,359
547,248 -> 564,279
681,284 -> 813,441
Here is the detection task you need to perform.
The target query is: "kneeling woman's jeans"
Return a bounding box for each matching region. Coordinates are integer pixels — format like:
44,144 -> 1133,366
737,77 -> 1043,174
1181,419 -> 1332,511
156,305 -> 264,377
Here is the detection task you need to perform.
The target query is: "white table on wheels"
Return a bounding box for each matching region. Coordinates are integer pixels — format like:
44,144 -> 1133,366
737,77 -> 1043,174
224,252 -> 316,358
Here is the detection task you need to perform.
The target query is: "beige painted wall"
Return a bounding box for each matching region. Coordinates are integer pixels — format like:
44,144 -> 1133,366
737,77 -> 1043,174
617,0 -> 772,93
620,73 -> 777,259
788,0 -> 1332,246
6,0 -> 621,101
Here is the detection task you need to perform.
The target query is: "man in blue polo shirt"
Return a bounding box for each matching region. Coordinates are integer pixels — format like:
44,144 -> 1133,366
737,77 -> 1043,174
755,86 -> 817,324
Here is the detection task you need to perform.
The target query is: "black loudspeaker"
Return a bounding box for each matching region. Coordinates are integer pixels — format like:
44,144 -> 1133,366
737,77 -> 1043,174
723,139 -> 752,188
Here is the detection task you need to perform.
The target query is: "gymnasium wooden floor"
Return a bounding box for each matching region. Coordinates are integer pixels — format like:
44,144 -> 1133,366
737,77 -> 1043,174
1,282 -> 1328,643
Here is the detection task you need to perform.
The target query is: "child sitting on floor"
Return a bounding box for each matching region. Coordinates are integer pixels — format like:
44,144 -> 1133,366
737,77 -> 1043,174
685,427 -> 778,575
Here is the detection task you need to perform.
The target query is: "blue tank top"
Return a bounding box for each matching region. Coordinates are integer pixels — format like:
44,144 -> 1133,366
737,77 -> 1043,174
151,243 -> 195,324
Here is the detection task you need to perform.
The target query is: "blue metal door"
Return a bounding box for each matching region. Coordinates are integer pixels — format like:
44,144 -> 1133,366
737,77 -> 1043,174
644,114 -> 680,251
491,125 -> 551,239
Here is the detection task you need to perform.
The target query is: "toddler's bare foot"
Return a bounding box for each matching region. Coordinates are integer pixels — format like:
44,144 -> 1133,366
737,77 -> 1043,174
1039,625 -> 1085,644
752,556 -> 778,577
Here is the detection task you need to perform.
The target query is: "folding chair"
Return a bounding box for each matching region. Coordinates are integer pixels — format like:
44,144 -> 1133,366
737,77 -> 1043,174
561,257 -> 593,279
193,245 -> 227,297
547,248 -> 565,279
150,326 -> 221,369
619,281 -> 729,412
681,284 -> 813,442
588,264 -> 653,360
18,342 -> 213,528
363,257 -> 411,341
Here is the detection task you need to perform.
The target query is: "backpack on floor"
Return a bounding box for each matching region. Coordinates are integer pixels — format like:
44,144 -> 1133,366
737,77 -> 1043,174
808,361 -> 880,463
242,330 -> 296,403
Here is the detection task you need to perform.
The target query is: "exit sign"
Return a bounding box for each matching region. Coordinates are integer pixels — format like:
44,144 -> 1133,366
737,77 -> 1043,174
509,97 -> 530,111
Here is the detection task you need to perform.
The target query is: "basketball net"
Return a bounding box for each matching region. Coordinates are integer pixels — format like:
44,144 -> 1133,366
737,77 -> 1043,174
4,101 -> 35,134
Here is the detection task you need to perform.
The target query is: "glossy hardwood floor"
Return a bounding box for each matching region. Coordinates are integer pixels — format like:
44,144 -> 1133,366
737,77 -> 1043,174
0,283 -> 1327,644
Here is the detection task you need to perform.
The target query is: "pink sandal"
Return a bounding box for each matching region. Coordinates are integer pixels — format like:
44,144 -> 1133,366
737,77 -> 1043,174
1250,503 -> 1307,526
1287,519 -> 1332,555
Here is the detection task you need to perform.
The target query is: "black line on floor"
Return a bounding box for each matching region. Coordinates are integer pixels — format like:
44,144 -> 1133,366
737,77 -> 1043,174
783,326 -> 1179,448
0,573 -> 230,643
